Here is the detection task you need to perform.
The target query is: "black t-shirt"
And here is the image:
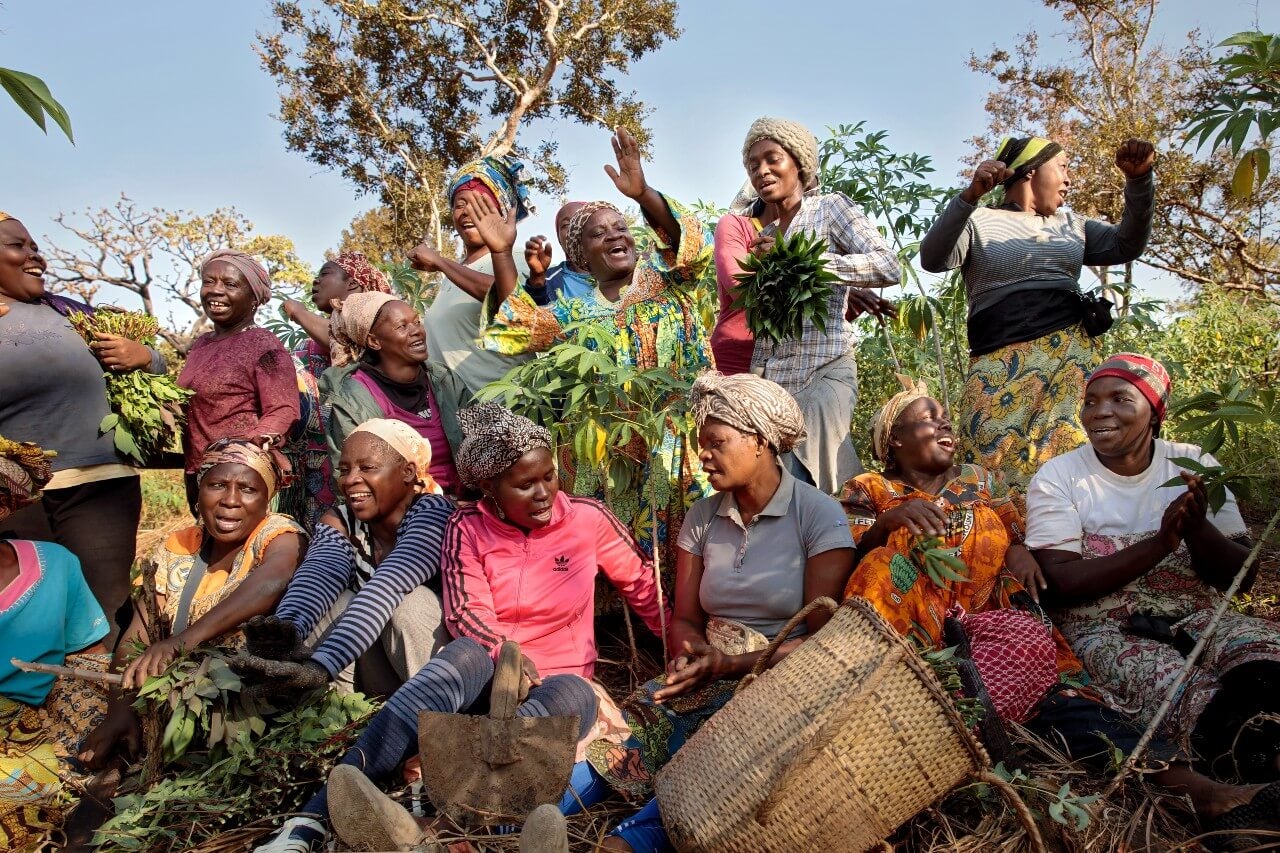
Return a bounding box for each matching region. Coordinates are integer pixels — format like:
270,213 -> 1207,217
967,289 -> 1082,356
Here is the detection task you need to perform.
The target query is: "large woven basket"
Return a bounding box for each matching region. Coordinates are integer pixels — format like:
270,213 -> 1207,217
654,596 -> 1042,853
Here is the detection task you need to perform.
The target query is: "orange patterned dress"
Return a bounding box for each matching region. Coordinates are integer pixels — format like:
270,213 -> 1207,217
841,464 -> 1085,683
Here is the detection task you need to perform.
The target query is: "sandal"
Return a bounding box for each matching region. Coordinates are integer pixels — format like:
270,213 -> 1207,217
1201,780 -> 1280,852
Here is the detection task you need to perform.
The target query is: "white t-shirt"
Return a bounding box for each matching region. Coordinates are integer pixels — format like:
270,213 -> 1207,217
424,253 -> 531,394
1025,439 -> 1247,625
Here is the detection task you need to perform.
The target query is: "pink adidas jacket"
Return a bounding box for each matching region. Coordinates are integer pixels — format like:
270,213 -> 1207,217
441,491 -> 669,678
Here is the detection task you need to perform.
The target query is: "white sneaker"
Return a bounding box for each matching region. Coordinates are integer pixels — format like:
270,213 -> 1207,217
252,816 -> 329,852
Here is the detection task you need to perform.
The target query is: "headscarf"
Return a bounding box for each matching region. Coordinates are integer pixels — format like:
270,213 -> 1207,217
1087,353 -> 1171,425
741,117 -> 821,190
0,435 -> 55,522
199,249 -> 272,305
333,251 -> 391,294
349,418 -> 443,496
690,372 -> 807,454
447,156 -> 534,222
564,201 -> 623,273
993,136 -> 1064,190
0,212 -> 12,222
197,437 -> 282,498
328,291 -> 400,367
454,402 -> 553,489
871,374 -> 932,463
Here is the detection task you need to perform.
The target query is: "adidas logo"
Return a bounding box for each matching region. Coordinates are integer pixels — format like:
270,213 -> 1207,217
553,555 -> 570,571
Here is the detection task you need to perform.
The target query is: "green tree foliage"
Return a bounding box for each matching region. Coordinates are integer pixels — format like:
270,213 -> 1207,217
0,66 -> 72,142
968,0 -> 1280,296
44,196 -> 313,353
257,0 -> 680,253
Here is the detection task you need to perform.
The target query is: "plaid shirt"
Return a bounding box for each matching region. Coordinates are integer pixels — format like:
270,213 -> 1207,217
751,191 -> 899,392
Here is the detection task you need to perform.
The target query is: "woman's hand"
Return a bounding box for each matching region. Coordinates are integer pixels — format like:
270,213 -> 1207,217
1156,492 -> 1189,555
524,236 -> 553,278
877,497 -> 947,538
748,233 -> 776,257
520,654 -> 543,700
242,614 -> 310,662
1115,139 -> 1155,179
282,298 -> 311,321
1005,544 -> 1048,602
652,640 -> 727,703
122,635 -> 186,690
961,159 -> 1015,205
409,243 -> 444,273
1176,471 -> 1210,536
846,289 -> 897,322
91,332 -> 152,372
460,194 -> 517,255
604,127 -> 648,200
79,702 -> 142,769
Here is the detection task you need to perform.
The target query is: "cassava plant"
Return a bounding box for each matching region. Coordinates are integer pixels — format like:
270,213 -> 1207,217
67,308 -> 192,463
731,230 -> 838,345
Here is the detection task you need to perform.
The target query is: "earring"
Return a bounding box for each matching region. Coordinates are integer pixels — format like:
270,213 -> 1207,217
486,493 -> 506,521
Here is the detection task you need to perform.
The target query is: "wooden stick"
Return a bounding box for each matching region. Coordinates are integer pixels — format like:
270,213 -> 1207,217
11,657 -> 123,685
1103,502 -> 1280,798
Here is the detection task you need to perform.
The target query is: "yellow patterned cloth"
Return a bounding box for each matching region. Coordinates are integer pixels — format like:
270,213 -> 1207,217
956,325 -> 1101,504
1,654 -> 110,853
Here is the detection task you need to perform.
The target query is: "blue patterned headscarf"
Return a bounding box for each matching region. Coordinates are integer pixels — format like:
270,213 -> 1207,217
448,155 -> 535,222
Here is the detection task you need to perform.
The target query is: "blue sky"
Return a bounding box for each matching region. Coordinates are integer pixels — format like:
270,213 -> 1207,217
1,0 -> 1273,306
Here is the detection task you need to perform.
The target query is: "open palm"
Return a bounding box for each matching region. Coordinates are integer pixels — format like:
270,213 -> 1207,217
604,127 -> 647,199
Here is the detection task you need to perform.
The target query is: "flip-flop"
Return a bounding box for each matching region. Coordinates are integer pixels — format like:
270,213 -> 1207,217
1201,780 -> 1280,852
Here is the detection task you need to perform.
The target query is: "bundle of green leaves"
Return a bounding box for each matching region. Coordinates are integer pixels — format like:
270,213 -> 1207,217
920,645 -> 984,729
68,308 -> 192,463
910,533 -> 970,588
731,230 -> 839,345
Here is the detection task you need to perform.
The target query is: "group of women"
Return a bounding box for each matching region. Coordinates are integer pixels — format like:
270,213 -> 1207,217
2,114 -> 1280,852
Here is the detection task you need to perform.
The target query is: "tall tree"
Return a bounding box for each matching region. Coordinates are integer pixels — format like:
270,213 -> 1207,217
44,196 -> 312,353
968,0 -> 1279,295
257,0 -> 680,252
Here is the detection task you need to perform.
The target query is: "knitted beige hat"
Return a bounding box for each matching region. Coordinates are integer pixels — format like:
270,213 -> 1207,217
741,117 -> 820,189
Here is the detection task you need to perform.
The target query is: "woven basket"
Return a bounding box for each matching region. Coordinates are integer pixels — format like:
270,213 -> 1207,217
654,596 -> 1044,853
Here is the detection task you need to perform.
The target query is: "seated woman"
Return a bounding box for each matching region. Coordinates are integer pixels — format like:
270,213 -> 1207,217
279,252 -> 394,530
595,373 -> 856,852
460,128 -> 713,568
321,291 -> 471,497
845,378 -> 1277,839
237,419 -> 455,696
180,250 -> 300,513
80,439 -> 305,767
1,435 -> 112,853
1027,354 -> 1280,783
252,403 -> 667,853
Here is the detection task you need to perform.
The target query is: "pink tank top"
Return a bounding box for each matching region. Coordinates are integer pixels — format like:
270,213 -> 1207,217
353,370 -> 460,494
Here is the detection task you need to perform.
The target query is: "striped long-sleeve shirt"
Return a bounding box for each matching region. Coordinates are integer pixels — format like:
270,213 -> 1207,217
275,493 -> 455,677
441,491 -> 669,679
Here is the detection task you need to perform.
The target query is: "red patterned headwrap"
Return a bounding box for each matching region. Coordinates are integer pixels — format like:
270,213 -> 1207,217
451,178 -> 499,207
1087,353 -> 1171,423
332,251 -> 391,294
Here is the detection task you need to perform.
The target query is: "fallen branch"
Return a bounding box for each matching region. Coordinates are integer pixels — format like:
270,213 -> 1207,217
1104,502 -> 1280,798
11,657 -> 123,685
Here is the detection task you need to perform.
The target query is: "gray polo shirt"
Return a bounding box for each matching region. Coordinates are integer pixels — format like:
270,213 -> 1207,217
678,466 -> 854,639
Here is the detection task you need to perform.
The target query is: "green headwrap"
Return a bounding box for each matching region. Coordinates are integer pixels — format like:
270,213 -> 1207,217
994,136 -> 1063,189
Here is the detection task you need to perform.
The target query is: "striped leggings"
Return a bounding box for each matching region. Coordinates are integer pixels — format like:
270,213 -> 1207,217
301,636 -> 598,820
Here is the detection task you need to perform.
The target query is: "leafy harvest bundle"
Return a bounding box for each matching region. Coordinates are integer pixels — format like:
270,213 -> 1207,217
68,309 -> 192,463
732,230 -> 839,345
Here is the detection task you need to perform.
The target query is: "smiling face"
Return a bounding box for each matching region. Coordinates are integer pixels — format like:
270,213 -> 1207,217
312,261 -> 352,313
696,418 -> 769,492
0,219 -> 47,302
580,209 -> 636,281
887,397 -> 955,473
1026,151 -> 1071,215
337,431 -> 417,523
197,463 -> 271,546
486,447 -> 558,530
1082,375 -> 1156,461
451,189 -> 489,251
365,300 -> 428,367
200,260 -> 258,330
746,139 -> 804,205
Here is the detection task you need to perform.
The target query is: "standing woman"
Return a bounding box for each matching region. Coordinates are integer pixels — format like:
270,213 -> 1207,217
463,127 -> 714,567
738,117 -> 901,495
179,250 -> 300,513
322,291 -> 471,497
918,137 -> 1155,495
0,212 -> 166,647
278,252 -> 393,529
411,156 -> 534,394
